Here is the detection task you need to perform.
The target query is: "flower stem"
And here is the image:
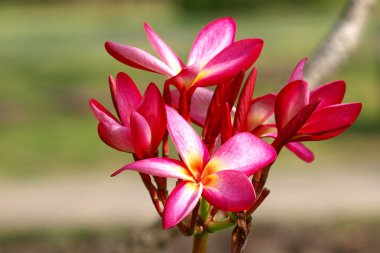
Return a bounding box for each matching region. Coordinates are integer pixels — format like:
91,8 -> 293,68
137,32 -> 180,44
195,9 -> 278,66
192,232 -> 209,253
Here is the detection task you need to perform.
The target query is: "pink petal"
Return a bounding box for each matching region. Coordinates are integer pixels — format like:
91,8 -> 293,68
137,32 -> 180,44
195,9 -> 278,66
89,99 -> 120,125
194,39 -> 263,87
144,22 -> 184,75
163,182 -> 202,229
310,80 -> 346,110
170,87 -> 214,126
233,68 -> 257,133
187,17 -> 236,67
202,170 -> 255,212
111,158 -> 193,180
288,58 -> 307,82
296,103 -> 362,141
105,41 -> 175,76
221,103 -> 233,144
286,142 -> 314,162
98,122 -> 134,153
137,83 -> 167,151
189,87 -> 215,126
114,72 -> 142,125
170,64 -> 203,89
247,93 -> 276,131
252,124 -> 277,138
166,106 -> 210,180
276,99 -> 320,146
170,88 -> 180,106
203,103 -> 224,142
108,75 -> 118,113
204,132 -> 276,177
130,112 -> 152,158
275,80 -> 309,130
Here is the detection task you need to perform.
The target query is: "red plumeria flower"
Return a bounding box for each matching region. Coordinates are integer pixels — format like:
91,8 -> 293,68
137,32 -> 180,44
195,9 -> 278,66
274,59 -> 362,151
89,72 -> 166,158
105,17 -> 263,89
112,106 -> 276,229
171,69 -> 276,132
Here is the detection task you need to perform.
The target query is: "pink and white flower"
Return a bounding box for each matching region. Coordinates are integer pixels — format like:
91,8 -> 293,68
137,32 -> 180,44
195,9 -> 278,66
112,106 -> 276,228
105,17 -> 263,89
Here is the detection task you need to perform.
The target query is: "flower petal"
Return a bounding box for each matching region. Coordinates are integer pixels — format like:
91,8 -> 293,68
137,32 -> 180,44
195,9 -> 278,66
233,68 -> 257,133
286,142 -> 314,162
310,80 -> 346,110
170,87 -> 214,126
276,99 -> 320,146
296,103 -> 362,141
202,170 -> 255,212
105,41 -> 175,76
247,93 -> 276,131
163,182 -> 202,229
190,87 -> 215,126
275,80 -> 309,130
98,122 -> 134,153
144,22 -> 184,75
194,39 -> 263,87
221,103 -> 233,144
187,17 -> 236,67
113,72 -> 142,125
111,158 -> 193,180
252,124 -> 277,138
89,99 -> 120,125
204,132 -> 276,176
288,58 -> 307,82
108,75 -> 118,113
130,112 -> 152,158
137,83 -> 167,151
166,106 -> 210,179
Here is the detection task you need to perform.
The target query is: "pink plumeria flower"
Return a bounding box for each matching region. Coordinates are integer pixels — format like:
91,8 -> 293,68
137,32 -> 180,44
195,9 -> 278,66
171,69 -> 276,131
170,68 -> 315,162
89,72 -> 166,158
112,106 -> 276,229
105,17 -> 263,89
274,58 -> 362,150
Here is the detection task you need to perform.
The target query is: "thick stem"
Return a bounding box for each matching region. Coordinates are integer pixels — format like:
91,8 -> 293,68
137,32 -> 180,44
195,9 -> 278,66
192,232 -> 209,253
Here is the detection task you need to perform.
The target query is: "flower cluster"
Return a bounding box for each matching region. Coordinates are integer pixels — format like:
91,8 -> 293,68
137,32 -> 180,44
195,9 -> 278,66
90,17 -> 361,239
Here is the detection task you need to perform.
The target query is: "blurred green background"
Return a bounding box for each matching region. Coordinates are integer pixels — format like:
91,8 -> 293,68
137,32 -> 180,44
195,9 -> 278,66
0,0 -> 379,252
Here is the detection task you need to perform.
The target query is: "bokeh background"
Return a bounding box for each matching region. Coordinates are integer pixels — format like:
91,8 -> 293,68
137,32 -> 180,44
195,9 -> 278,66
0,0 -> 379,252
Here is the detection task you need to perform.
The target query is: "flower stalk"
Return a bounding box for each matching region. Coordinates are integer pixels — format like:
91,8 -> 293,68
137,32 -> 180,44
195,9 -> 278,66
192,232 -> 209,253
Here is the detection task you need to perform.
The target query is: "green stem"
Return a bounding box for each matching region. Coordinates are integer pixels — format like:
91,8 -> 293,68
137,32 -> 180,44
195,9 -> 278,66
200,197 -> 210,222
207,218 -> 235,233
192,232 -> 209,253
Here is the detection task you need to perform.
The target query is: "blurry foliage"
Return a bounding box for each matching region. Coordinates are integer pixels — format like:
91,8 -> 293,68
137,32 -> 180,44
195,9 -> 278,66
174,0 -> 341,12
0,0 -> 126,3
0,2 -> 378,178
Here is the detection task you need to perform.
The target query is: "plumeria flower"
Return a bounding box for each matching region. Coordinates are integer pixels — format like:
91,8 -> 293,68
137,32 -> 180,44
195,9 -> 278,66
89,72 -> 166,158
171,69 -> 275,131
274,59 -> 362,151
105,17 -> 263,89
170,68 -> 313,162
112,106 -> 276,229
